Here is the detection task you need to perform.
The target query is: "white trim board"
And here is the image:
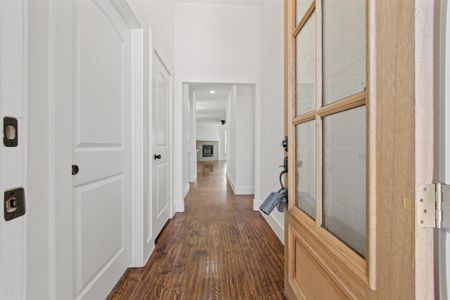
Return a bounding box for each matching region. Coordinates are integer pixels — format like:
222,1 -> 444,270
226,173 -> 254,195
262,213 -> 284,244
189,174 -> 197,183
183,183 -> 190,199
130,28 -> 145,268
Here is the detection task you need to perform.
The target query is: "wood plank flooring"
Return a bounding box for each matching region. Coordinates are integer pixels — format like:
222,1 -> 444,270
108,161 -> 285,299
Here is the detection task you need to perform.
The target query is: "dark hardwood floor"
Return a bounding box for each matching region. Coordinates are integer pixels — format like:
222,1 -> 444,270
108,161 -> 285,299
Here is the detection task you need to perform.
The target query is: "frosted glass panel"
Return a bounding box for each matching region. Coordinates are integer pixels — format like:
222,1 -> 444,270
323,107 -> 366,256
296,121 -> 316,219
323,0 -> 366,104
296,13 -> 316,115
296,0 -> 313,23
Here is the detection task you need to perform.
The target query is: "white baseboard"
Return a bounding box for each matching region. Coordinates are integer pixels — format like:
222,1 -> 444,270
234,185 -> 254,195
226,173 -> 236,192
189,173 -> 197,182
254,198 -> 284,244
226,173 -> 254,195
143,241 -> 155,266
262,213 -> 285,244
253,197 -> 260,211
174,199 -> 185,213
183,183 -> 190,199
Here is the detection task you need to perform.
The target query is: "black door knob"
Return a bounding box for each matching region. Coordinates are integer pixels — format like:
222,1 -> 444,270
72,164 -> 79,175
154,154 -> 162,160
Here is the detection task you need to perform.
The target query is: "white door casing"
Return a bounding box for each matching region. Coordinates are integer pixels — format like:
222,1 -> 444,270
0,1 -> 27,299
54,0 -> 132,298
438,1 -> 450,298
151,51 -> 171,239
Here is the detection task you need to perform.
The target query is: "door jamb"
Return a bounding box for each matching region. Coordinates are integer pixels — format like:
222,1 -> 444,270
0,0 -> 28,298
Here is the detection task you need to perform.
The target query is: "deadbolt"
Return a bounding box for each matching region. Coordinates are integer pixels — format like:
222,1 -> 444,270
4,188 -> 25,221
72,164 -> 79,175
5,197 -> 17,213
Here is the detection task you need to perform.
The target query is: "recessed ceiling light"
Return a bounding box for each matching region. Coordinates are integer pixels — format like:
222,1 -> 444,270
209,90 -> 215,94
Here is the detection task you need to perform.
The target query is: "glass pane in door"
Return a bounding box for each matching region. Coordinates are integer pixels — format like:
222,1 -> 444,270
296,12 -> 316,115
296,120 -> 316,219
323,0 -> 366,104
323,106 -> 366,256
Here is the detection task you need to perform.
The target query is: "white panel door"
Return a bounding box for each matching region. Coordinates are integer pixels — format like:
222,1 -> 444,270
0,1 -> 26,299
70,0 -> 131,298
152,52 -> 171,238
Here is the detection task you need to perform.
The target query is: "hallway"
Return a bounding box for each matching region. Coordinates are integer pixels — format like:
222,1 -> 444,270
109,161 -> 285,299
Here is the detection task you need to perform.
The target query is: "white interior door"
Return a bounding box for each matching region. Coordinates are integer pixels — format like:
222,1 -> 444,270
152,51 -> 171,238
0,1 -> 26,299
68,0 -> 131,298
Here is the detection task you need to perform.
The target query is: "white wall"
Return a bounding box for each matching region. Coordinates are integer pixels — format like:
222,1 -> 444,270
189,92 -> 197,182
196,121 -> 226,161
257,0 -> 285,242
126,0 -> 175,265
182,83 -> 190,198
226,84 -> 255,195
174,1 -> 262,211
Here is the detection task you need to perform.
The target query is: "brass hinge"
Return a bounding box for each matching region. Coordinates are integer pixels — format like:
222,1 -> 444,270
418,183 -> 450,230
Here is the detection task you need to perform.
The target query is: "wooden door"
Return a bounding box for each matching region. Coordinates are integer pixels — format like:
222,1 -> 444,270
151,51 -> 171,238
284,0 -> 434,299
57,0 -> 132,298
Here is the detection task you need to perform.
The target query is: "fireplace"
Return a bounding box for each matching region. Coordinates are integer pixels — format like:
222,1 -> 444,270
202,144 -> 214,157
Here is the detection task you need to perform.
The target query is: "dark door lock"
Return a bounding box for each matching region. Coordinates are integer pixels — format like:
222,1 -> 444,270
4,188 -> 25,221
3,117 -> 18,147
259,137 -> 290,215
282,136 -> 288,152
154,154 -> 162,160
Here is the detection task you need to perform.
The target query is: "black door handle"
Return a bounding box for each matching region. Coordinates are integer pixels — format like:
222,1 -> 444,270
72,164 -> 79,175
154,154 -> 162,160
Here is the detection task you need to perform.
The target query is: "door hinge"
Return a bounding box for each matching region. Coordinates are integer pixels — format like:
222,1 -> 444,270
418,183 -> 450,229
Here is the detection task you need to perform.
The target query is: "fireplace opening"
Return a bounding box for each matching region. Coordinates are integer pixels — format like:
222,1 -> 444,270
202,144 -> 214,157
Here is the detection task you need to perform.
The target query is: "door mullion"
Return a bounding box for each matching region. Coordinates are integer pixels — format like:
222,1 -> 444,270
315,0 -> 323,228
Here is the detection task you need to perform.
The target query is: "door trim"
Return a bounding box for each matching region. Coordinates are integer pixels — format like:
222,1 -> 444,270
0,0 -> 28,298
130,28 -> 145,267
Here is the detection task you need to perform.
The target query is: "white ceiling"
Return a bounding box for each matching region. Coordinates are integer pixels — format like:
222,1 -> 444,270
190,83 -> 232,123
176,0 -> 262,6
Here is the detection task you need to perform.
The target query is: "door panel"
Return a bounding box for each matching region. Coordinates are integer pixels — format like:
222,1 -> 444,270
71,0 -> 131,298
152,52 -> 171,238
294,241 -> 346,299
156,163 -> 169,217
75,177 -> 124,289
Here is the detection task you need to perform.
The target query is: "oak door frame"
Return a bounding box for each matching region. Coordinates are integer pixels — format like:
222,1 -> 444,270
284,0 -> 435,298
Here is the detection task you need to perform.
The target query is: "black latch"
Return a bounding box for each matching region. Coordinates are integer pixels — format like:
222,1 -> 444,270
4,188 -> 25,221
